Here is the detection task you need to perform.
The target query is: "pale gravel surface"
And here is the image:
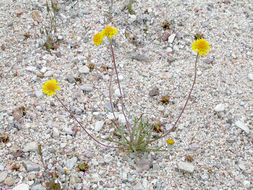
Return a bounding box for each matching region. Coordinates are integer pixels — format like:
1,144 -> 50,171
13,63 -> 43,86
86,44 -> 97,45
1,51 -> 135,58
0,0 -> 252,189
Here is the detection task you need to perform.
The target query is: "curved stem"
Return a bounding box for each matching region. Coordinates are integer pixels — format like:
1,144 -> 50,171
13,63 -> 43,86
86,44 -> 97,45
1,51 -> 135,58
151,54 -> 199,142
110,42 -> 132,141
55,94 -> 124,149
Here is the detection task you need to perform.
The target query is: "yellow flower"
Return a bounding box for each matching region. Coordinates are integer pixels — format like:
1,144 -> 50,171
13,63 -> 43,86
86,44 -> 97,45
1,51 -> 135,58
42,78 -> 61,96
191,38 -> 210,56
93,33 -> 104,45
102,26 -> 118,39
166,138 -> 175,145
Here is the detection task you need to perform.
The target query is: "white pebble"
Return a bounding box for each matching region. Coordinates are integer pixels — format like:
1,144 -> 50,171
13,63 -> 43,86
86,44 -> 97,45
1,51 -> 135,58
214,104 -> 225,112
247,73 -> 253,81
94,121 -> 104,131
79,66 -> 89,74
177,162 -> 195,173
13,184 -> 29,190
235,120 -> 249,134
168,33 -> 176,43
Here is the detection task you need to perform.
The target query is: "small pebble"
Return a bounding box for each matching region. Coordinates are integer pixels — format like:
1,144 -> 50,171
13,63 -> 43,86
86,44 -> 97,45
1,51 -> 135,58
235,120 -> 249,134
66,157 -> 78,170
177,162 -> 195,173
214,104 -> 225,112
26,66 -> 36,72
0,171 -> 7,183
149,86 -> 159,97
82,84 -> 93,92
168,33 -> 176,43
133,183 -> 145,190
94,121 -> 104,131
13,184 -> 29,190
23,142 -> 38,152
162,32 -> 169,41
31,184 -> 46,190
79,66 -> 90,74
44,71 -> 54,77
247,73 -> 253,81
4,176 -> 15,186
23,162 -> 40,172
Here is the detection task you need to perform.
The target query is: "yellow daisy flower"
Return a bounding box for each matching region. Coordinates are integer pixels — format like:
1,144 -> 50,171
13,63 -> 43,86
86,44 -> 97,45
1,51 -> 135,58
191,38 -> 210,56
102,26 -> 118,39
42,78 -> 61,96
166,138 -> 175,145
93,33 -> 104,45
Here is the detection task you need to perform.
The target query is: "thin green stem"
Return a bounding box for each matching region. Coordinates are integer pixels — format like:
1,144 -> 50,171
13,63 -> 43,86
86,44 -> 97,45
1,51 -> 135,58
151,54 -> 199,142
55,94 -> 124,149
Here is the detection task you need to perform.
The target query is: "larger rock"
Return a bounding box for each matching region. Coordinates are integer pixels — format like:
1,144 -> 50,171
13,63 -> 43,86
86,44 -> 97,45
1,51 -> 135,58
95,121 -> 104,131
79,66 -> 89,74
177,162 -> 195,173
31,184 -> 46,190
235,121 -> 249,133
23,162 -> 40,172
214,104 -> 225,112
118,114 -> 126,125
70,173 -> 82,184
135,159 -> 153,172
4,176 -> 15,186
168,33 -> 176,43
13,184 -> 29,190
149,87 -> 159,97
133,183 -> 145,190
81,84 -> 93,92
23,142 -> 38,152
44,71 -> 54,77
26,66 -> 36,72
132,54 -> 150,62
248,73 -> 253,81
66,157 -> 78,170
0,171 -> 7,183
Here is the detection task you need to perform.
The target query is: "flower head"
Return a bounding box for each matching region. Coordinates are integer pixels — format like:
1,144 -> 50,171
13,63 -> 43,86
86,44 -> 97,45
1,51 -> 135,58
191,38 -> 210,56
166,138 -> 175,145
42,78 -> 61,96
93,33 -> 104,45
102,26 -> 118,39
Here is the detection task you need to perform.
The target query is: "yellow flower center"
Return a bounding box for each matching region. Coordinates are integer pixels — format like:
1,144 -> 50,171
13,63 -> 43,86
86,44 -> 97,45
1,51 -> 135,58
198,41 -> 206,49
47,82 -> 55,91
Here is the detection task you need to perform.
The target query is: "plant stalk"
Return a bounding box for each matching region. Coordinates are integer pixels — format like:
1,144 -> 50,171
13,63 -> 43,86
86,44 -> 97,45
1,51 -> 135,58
109,69 -> 117,121
151,54 -> 199,142
110,42 -> 133,142
55,95 -> 124,149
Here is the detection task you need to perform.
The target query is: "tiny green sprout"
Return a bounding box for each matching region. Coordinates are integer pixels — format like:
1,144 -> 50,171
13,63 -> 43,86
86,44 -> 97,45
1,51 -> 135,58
46,172 -> 61,190
127,0 -> 135,15
160,95 -> 170,104
77,163 -> 89,172
152,120 -> 163,133
38,144 -> 42,156
194,33 -> 204,40
143,28 -> 148,34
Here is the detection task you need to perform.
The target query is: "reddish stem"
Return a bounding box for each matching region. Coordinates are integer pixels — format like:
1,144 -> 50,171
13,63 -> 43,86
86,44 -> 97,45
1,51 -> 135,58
152,54 -> 199,142
110,42 -> 132,141
55,95 -> 124,149
109,69 -> 117,121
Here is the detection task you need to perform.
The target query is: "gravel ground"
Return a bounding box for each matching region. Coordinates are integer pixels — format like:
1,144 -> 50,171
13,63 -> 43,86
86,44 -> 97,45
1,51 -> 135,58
0,0 -> 252,189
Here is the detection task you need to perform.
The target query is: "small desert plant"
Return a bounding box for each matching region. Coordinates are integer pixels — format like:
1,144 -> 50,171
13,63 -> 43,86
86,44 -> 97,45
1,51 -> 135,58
37,144 -> 66,189
108,115 -> 162,152
42,27 -> 210,153
40,0 -> 60,51
126,0 -> 135,15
